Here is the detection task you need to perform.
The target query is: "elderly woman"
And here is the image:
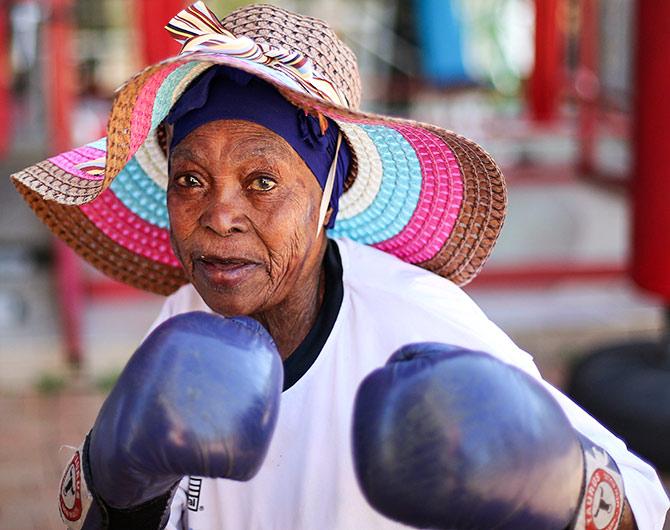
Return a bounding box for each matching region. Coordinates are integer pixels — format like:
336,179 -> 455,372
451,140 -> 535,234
11,3 -> 668,530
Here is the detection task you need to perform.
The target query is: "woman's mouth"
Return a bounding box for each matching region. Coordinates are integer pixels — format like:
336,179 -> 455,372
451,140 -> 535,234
193,254 -> 260,288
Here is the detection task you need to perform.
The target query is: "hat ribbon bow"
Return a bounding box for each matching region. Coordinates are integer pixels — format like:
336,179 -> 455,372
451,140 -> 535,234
165,1 -> 346,107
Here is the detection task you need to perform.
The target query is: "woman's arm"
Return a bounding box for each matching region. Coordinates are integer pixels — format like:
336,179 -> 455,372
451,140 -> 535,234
351,343 -> 658,530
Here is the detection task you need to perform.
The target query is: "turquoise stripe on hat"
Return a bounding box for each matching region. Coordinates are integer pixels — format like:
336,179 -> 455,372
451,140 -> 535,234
151,62 -> 210,129
110,157 -> 169,228
109,65 -> 208,230
329,124 -> 421,243
89,137 -> 107,151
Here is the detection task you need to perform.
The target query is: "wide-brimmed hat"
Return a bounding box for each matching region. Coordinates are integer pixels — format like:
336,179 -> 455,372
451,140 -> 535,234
11,1 -> 506,295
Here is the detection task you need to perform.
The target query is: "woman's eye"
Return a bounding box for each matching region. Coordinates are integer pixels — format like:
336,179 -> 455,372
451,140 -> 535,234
174,174 -> 202,188
249,176 -> 277,192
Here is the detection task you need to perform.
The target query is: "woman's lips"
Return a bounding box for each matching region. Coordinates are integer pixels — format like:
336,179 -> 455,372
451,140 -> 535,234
193,255 -> 260,287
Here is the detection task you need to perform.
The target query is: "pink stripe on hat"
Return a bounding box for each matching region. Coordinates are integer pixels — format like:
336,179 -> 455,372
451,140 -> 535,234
80,189 -> 181,267
128,62 -> 184,157
49,146 -> 107,182
374,125 -> 463,263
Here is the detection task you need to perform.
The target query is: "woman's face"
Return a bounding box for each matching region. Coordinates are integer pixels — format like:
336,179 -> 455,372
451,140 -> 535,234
167,119 -> 327,317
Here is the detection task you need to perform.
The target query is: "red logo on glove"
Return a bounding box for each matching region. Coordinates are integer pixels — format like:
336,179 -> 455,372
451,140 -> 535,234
59,452 -> 83,522
584,468 -> 622,530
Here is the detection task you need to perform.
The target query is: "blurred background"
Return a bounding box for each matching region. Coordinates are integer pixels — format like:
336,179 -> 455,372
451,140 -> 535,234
1,0 -> 669,527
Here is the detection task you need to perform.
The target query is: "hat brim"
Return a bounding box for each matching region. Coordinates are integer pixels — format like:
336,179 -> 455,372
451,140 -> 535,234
11,52 -> 505,294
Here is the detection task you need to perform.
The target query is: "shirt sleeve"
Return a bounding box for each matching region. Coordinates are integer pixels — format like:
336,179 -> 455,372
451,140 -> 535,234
542,382 -> 670,529
478,323 -> 670,526
494,325 -> 670,528
407,273 -> 670,527
475,318 -> 670,527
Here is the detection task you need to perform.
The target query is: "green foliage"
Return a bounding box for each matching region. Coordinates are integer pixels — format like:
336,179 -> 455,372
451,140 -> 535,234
35,373 -> 67,395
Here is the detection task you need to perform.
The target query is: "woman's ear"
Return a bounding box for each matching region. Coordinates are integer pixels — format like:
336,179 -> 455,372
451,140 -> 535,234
161,122 -> 174,157
323,207 -> 333,227
162,122 -> 175,173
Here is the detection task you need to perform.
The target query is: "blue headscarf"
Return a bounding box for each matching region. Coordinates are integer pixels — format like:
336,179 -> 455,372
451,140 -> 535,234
165,66 -> 350,229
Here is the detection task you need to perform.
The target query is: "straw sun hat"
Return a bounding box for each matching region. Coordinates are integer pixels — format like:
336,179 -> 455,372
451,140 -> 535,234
11,1 -> 506,295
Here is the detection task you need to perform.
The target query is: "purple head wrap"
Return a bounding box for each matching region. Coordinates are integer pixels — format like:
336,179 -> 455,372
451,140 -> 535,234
165,66 -> 350,229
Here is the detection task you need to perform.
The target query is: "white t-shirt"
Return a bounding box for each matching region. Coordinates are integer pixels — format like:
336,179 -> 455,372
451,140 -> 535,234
157,238 -> 668,530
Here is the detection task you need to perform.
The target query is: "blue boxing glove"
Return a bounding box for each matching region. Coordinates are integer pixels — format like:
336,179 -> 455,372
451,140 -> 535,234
58,312 -> 282,529
353,343 -> 625,530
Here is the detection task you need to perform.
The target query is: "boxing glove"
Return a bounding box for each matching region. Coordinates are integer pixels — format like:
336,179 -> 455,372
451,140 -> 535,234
58,311 -> 283,529
352,343 -> 625,530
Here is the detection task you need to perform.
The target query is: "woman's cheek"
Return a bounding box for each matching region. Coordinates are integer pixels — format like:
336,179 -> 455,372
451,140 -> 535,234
168,226 -> 190,276
168,195 -> 200,234
167,198 -> 198,272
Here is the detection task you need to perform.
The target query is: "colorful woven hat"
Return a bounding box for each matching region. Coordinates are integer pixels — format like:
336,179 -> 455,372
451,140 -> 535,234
11,2 -> 506,296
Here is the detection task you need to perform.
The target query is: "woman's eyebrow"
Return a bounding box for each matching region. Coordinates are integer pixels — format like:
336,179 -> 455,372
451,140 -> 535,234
230,138 -> 293,160
170,137 -> 293,165
170,146 -> 202,162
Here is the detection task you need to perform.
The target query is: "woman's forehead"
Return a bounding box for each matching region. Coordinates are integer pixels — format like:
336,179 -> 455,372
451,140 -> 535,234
171,120 -> 295,162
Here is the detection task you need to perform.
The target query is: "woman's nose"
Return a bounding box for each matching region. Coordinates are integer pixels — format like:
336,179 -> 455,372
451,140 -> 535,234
199,188 -> 248,236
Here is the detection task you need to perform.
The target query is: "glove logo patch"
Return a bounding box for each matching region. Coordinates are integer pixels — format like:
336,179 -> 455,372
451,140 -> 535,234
584,468 -> 622,530
59,451 -> 83,522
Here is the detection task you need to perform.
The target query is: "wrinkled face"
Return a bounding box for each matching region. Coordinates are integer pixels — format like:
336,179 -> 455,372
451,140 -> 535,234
167,119 -> 327,316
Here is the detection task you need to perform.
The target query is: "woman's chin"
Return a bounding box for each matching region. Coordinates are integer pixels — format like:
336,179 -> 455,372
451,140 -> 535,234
193,284 -> 267,318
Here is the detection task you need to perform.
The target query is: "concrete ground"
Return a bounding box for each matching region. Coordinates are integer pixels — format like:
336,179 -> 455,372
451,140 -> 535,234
0,391 -> 103,530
